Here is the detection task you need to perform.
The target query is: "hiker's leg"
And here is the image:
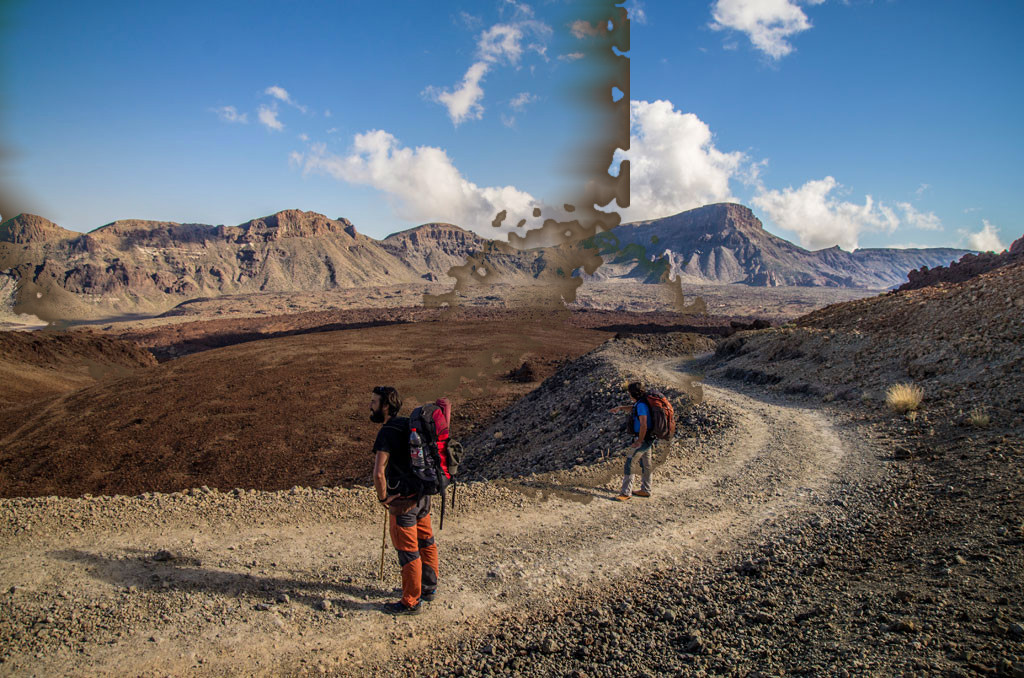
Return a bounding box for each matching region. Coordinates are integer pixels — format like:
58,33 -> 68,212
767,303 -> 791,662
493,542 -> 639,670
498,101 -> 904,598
416,497 -> 438,593
620,450 -> 635,495
640,441 -> 653,493
389,511 -> 422,607
416,514 -> 438,593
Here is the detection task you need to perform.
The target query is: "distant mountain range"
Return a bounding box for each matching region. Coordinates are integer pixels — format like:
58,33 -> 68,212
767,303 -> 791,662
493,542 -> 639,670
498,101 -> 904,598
0,204 -> 974,320
597,203 -> 972,288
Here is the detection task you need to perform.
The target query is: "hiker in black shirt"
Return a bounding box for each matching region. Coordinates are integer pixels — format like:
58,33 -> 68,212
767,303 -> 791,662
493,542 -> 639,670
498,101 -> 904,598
370,386 -> 438,615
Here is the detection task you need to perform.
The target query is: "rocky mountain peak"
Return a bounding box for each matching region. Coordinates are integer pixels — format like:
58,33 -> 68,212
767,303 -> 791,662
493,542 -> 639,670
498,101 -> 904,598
234,210 -> 356,241
89,219 -> 185,238
713,202 -> 764,232
0,213 -> 78,244
633,202 -> 764,238
383,222 -> 482,249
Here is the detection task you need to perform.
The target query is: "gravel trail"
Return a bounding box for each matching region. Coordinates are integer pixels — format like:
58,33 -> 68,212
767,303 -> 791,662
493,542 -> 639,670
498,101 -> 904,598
0,359 -> 867,677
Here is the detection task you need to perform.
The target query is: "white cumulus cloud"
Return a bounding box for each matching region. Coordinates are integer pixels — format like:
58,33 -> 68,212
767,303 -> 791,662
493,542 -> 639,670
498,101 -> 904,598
896,202 -> 942,231
257,105 -> 284,131
709,0 -> 825,60
424,61 -> 490,125
426,12 -> 551,126
264,85 -> 307,113
478,23 -> 526,63
961,220 -> 1005,252
510,92 -> 537,111
296,130 -> 539,233
752,176 -> 899,251
211,105 -> 247,123
614,99 -> 746,222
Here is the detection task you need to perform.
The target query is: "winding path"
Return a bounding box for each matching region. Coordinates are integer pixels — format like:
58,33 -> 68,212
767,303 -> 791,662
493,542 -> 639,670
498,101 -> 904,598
0,364 -> 867,677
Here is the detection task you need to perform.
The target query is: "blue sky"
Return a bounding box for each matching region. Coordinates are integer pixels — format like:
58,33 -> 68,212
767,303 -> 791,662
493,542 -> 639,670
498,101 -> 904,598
3,0 -> 1022,252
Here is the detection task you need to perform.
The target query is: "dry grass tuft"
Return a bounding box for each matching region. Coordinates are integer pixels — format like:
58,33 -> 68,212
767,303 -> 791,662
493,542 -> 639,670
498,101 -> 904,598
967,407 -> 990,428
886,383 -> 923,413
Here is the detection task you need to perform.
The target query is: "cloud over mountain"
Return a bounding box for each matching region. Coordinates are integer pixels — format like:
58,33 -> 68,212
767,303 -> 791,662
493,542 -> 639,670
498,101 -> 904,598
752,176 -> 899,251
295,131 -> 538,231
615,99 -> 745,222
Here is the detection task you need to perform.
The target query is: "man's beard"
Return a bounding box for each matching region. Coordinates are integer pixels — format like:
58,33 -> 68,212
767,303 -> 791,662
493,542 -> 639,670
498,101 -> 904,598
369,408 -> 386,423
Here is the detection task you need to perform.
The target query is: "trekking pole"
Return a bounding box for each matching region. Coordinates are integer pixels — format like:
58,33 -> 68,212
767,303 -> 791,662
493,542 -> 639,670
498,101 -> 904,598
378,508 -> 387,581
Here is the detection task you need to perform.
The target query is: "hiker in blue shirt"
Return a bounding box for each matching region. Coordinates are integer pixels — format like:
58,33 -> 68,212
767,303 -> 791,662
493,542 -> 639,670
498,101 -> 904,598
608,381 -> 655,501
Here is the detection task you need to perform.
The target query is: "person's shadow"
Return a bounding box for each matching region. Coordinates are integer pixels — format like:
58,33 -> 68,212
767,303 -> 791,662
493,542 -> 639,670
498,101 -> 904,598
51,548 -> 393,612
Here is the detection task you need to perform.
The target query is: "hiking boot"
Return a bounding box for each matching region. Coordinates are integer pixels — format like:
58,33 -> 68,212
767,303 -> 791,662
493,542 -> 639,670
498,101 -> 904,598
632,490 -> 651,498
383,601 -> 422,616
421,589 -> 437,602
614,494 -> 630,502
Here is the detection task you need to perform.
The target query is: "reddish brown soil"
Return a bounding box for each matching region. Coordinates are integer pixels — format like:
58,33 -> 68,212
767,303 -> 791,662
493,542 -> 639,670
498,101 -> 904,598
0,331 -> 155,406
106,306 -> 734,362
0,316 -> 626,498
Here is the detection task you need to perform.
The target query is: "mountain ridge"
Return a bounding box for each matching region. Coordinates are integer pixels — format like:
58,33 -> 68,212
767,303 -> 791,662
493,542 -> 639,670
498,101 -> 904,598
1,204 -> 979,320
603,203 -> 973,289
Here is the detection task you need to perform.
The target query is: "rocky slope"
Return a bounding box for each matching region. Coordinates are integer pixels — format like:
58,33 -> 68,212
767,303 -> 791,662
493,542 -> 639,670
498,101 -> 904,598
462,333 -> 719,480
708,259 -> 1024,435
899,233 -> 1024,291
599,203 -> 971,289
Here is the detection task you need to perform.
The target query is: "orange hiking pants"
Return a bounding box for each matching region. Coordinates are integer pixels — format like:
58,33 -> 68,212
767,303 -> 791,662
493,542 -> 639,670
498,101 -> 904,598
389,495 -> 439,608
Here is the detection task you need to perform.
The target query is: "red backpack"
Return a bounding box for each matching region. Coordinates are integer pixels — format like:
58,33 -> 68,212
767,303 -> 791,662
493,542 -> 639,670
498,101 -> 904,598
407,398 -> 463,528
638,391 -> 675,440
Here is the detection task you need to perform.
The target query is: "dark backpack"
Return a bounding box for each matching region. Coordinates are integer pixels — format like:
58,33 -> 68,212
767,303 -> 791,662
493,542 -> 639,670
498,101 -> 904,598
635,391 -> 676,440
407,398 -> 463,529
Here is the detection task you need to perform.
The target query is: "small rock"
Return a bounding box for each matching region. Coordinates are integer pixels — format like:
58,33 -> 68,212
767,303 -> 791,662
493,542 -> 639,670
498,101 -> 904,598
540,637 -> 560,654
254,603 -> 270,611
153,550 -> 176,562
277,593 -> 290,604
681,633 -> 705,654
1009,622 -> 1024,639
890,619 -> 918,634
315,599 -> 332,611
795,607 -> 821,623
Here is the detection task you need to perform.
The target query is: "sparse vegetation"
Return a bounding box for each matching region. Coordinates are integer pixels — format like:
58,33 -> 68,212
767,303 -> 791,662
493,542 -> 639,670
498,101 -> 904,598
885,383 -> 923,413
967,407 -> 990,428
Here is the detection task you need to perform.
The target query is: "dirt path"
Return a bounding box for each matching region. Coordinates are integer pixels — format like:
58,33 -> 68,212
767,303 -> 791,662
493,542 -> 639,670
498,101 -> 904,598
0,363 -> 869,677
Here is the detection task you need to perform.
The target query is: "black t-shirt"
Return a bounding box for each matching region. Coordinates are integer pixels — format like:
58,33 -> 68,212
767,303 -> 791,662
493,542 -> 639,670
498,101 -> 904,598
372,416 -> 413,495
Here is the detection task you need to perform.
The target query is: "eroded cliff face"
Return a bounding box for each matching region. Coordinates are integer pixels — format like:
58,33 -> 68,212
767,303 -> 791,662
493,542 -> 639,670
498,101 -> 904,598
899,234 -> 1024,291
0,211 -> 425,319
